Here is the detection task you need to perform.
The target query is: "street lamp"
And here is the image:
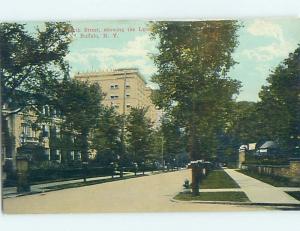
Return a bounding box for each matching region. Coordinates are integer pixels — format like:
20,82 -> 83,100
17,132 -> 30,193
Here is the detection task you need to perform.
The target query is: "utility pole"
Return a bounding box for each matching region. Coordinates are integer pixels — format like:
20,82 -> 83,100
119,71 -> 127,178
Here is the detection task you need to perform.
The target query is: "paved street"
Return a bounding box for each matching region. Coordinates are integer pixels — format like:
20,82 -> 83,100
225,169 -> 300,204
3,169 -> 266,213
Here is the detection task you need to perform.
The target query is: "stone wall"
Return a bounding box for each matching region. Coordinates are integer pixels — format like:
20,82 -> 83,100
243,160 -> 300,182
289,160 -> 300,182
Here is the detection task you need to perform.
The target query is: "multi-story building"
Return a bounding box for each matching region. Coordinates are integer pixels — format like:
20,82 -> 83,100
74,68 -> 161,126
1,105 -> 78,172
1,68 -> 161,175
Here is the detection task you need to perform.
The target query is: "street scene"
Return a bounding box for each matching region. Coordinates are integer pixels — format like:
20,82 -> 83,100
1,19 -> 300,213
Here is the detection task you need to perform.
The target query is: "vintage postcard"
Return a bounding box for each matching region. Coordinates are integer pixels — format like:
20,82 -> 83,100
1,19 -> 300,213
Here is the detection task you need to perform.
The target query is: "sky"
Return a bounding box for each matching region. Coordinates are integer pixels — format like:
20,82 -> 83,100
27,19 -> 300,102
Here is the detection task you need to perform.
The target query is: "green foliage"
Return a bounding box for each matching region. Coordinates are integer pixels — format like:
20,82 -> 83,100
17,144 -> 48,163
0,22 -> 73,114
216,101 -> 260,162
223,45 -> 300,160
200,170 -> 240,189
229,101 -> 260,144
150,21 -> 241,110
126,107 -> 153,164
91,106 -> 122,165
150,21 -> 241,160
257,45 -> 300,156
53,79 -> 104,162
286,191 -> 300,201
147,116 -> 189,166
29,166 -> 112,184
148,129 -> 164,162
161,117 -> 187,164
174,191 -> 249,202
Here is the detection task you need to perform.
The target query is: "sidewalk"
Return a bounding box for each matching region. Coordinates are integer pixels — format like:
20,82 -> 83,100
3,174 -> 121,198
224,169 -> 300,204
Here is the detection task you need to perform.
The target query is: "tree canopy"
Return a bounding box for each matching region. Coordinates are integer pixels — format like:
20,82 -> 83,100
53,79 -> 104,162
126,107 -> 153,165
0,22 -> 73,115
257,44 -> 300,155
91,106 -> 122,165
150,21 -> 241,160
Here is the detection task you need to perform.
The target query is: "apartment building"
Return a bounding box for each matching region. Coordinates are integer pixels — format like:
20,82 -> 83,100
1,105 -> 79,171
74,68 -> 161,126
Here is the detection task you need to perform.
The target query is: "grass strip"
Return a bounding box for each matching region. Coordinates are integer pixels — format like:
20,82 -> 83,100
286,191 -> 300,201
200,170 -> 240,189
174,191 -> 249,202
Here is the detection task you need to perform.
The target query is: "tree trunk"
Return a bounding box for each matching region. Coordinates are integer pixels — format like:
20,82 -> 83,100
191,166 -> 200,195
188,104 -> 203,195
80,130 -> 89,162
189,109 -> 201,195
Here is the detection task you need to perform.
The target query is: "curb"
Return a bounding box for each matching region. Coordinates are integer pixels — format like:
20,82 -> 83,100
170,198 -> 300,207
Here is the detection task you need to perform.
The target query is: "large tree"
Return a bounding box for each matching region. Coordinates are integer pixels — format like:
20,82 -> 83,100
148,117 -> 188,168
91,106 -> 122,166
227,101 -> 261,145
257,45 -> 300,156
216,101 -> 260,164
126,107 -> 153,166
150,21 -> 241,194
53,79 -> 104,162
0,22 -> 73,116
160,116 -> 186,166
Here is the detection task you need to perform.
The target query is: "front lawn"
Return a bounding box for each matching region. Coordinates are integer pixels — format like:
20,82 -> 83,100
238,170 -> 300,187
174,191 -> 249,202
200,170 -> 240,189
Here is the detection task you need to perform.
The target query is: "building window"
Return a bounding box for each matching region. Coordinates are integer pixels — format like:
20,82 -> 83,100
126,104 -> 131,108
32,127 -> 37,138
22,123 -> 29,136
126,94 -> 130,98
125,84 -> 130,88
110,95 -> 119,100
110,84 -> 119,89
